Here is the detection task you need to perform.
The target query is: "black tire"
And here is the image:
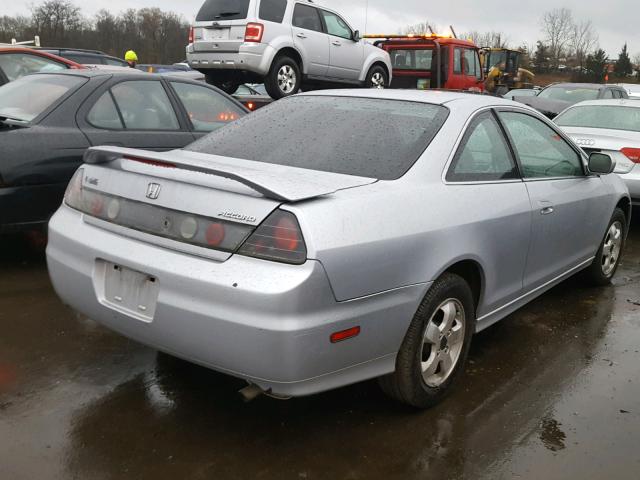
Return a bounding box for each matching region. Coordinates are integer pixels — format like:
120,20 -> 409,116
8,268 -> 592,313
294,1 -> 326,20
379,273 -> 475,408
583,208 -> 626,286
264,55 -> 301,99
204,73 -> 241,94
364,64 -> 389,89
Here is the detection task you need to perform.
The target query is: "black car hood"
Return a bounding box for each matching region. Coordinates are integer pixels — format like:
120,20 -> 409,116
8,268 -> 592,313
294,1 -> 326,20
514,96 -> 573,118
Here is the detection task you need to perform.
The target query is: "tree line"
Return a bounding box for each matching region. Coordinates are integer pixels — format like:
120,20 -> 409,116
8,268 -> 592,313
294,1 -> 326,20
0,0 -> 189,64
404,7 -> 639,83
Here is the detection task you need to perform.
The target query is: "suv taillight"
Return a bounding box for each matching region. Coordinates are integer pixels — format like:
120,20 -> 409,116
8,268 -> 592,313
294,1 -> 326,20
238,210 -> 307,265
188,26 -> 195,44
621,147 -> 640,163
244,23 -> 264,43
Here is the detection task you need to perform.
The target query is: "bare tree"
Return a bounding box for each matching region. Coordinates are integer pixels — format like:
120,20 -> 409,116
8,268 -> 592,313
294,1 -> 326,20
403,22 -> 433,35
31,0 -> 85,46
541,8 -> 574,69
463,31 -> 509,48
571,20 -> 598,69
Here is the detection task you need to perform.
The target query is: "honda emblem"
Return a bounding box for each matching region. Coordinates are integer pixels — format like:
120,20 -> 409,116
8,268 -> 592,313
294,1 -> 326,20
146,183 -> 161,200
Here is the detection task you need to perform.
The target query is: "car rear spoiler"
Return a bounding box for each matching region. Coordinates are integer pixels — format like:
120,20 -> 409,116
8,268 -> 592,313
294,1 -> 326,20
83,146 -> 377,203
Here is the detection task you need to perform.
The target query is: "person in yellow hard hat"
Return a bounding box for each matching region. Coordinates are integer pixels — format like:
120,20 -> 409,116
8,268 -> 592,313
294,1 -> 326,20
124,50 -> 138,68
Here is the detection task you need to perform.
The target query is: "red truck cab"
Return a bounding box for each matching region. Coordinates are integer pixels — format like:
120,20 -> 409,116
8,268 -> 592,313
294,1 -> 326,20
366,35 -> 485,92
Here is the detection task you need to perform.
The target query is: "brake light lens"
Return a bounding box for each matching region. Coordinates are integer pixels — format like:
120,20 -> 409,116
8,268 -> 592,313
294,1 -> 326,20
238,210 -> 307,265
188,26 -> 195,44
621,147 -> 640,163
64,168 -> 84,209
245,23 -> 264,43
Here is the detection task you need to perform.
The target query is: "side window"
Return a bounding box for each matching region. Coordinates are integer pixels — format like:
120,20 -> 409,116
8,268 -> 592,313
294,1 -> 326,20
64,54 -> 97,64
111,81 -> 179,130
499,111 -> 584,178
453,48 -> 462,74
0,53 -> 66,81
447,112 -> 518,182
259,0 -> 288,23
171,82 -> 244,132
292,4 -> 323,33
87,92 -> 124,129
320,10 -> 352,40
463,49 -> 476,77
602,89 -> 614,99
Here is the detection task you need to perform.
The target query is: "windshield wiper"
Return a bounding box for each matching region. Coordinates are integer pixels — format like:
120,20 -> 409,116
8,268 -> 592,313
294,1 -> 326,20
214,11 -> 241,18
0,116 -> 29,128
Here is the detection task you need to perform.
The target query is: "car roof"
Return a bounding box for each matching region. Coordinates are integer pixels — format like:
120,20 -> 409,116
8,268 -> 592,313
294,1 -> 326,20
543,83 -> 618,90
299,88 -> 523,109
562,99 -> 640,108
0,46 -> 83,67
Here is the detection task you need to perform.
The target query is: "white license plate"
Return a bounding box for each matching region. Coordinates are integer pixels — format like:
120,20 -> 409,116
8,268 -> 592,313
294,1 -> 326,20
95,260 -> 159,322
206,28 -> 230,40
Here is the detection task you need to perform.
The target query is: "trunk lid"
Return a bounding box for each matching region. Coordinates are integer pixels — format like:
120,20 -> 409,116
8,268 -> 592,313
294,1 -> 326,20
562,126 -> 640,174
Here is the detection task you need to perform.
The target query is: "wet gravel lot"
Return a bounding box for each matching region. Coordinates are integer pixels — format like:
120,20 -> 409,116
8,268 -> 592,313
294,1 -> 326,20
1,216 -> 639,480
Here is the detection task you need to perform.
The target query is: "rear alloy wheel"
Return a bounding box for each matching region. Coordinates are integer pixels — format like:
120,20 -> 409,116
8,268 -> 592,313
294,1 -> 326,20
265,56 -> 301,99
584,208 -> 626,285
365,65 -> 388,89
379,273 -> 474,408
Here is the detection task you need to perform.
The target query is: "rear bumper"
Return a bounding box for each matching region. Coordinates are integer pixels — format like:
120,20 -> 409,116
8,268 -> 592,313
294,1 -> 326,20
620,167 -> 640,205
187,43 -> 275,77
0,183 -> 66,233
46,206 -> 427,397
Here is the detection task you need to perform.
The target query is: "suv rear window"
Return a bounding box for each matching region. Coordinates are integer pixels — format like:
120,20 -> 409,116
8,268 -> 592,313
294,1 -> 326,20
196,0 -> 250,21
186,96 -> 449,180
259,0 -> 287,23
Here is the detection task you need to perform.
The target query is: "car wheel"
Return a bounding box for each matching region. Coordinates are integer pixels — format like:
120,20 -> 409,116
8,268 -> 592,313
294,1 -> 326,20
365,65 -> 388,89
583,208 -> 626,286
264,56 -> 301,99
204,73 -> 241,95
379,273 -> 474,408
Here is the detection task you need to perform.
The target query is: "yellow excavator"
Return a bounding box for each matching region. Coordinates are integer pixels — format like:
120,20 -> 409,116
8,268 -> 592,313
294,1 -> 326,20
481,48 -> 535,95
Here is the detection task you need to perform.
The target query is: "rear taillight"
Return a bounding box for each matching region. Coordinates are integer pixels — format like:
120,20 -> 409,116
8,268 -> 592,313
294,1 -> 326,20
188,26 -> 195,44
244,23 -> 264,43
64,168 -> 84,209
621,147 -> 640,163
238,210 -> 307,265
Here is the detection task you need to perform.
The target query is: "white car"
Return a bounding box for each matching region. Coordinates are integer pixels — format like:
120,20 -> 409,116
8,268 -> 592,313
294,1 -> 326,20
616,83 -> 640,100
555,99 -> 640,207
186,0 -> 392,98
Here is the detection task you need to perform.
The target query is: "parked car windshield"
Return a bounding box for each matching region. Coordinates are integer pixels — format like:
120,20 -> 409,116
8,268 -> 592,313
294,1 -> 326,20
537,86 -> 599,102
0,74 -> 85,122
556,105 -> 640,133
196,0 -> 250,21
186,95 -> 449,179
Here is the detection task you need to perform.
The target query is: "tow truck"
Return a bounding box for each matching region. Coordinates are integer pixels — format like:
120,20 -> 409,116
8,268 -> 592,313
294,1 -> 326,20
364,34 -> 485,92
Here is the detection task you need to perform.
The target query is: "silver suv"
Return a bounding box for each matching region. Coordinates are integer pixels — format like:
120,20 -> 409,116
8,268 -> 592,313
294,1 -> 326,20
186,0 -> 392,98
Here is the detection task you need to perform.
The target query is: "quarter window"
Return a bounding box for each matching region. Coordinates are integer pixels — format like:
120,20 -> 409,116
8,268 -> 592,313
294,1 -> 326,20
87,92 -> 123,129
447,112 -> 518,182
170,81 -> 245,132
499,111 -> 584,178
259,0 -> 288,23
292,4 -> 323,33
110,81 -> 179,130
320,10 -> 352,40
602,89 -> 614,99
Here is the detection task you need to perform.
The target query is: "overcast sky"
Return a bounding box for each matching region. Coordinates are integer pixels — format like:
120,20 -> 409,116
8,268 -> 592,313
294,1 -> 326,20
4,0 -> 638,57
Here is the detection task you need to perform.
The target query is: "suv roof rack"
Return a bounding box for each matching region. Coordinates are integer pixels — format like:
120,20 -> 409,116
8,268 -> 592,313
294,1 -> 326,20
0,36 -> 41,47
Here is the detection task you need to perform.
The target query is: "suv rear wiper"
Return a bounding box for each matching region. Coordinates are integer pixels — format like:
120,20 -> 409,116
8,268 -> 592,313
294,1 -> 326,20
214,11 -> 241,18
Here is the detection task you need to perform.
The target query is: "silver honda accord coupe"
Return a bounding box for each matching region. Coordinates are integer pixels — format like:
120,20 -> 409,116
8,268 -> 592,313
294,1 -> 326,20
46,89 -> 631,408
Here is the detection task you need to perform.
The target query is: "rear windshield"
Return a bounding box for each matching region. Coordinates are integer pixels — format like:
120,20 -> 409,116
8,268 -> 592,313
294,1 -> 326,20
0,74 -> 85,122
389,49 -> 433,70
538,86 -> 599,103
555,105 -> 640,133
196,0 -> 250,21
186,96 -> 449,179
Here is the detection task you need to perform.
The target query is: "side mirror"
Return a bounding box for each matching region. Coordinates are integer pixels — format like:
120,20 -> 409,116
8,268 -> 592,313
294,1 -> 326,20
588,152 -> 615,175
352,30 -> 361,42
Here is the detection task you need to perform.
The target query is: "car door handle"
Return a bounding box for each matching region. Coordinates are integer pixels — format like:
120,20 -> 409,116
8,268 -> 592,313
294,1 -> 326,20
332,41 -> 341,46
540,206 -> 555,215
296,33 -> 307,39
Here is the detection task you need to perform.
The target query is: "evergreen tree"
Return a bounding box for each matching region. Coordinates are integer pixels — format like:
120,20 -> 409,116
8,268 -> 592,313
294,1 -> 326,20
586,48 -> 608,82
614,43 -> 632,76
